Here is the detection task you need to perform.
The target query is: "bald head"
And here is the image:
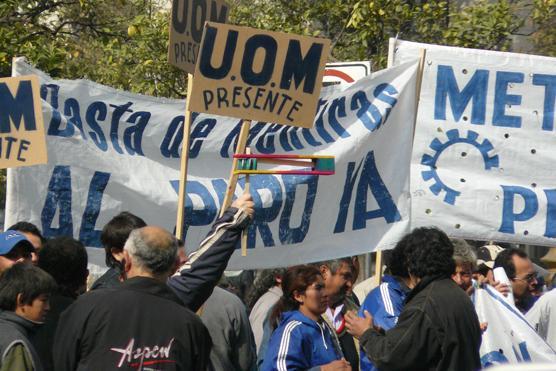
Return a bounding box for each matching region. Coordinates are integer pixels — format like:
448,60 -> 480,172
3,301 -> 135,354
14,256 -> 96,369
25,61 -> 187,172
124,226 -> 178,278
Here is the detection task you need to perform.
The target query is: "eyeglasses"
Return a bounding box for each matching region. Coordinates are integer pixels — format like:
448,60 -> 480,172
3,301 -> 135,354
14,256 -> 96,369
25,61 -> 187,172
512,273 -> 537,283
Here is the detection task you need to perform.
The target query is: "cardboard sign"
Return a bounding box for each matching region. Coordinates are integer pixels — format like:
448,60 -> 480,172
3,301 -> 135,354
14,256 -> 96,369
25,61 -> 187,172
0,75 -> 47,169
168,0 -> 229,73
189,22 -> 331,128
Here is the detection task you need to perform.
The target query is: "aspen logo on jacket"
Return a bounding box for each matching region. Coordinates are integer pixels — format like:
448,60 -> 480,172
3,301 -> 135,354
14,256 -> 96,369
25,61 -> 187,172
110,338 -> 175,368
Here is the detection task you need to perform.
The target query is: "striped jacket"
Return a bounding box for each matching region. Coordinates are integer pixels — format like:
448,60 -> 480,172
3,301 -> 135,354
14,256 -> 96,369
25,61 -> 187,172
261,310 -> 342,371
358,275 -> 408,371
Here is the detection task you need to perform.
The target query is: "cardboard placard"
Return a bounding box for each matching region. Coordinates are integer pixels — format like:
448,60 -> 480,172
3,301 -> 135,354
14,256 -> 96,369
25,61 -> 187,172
168,0 -> 229,73
0,75 -> 47,169
189,22 -> 331,128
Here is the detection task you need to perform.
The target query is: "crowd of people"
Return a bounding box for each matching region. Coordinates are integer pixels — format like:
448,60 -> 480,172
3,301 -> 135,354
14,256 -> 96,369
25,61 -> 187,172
0,191 -> 555,370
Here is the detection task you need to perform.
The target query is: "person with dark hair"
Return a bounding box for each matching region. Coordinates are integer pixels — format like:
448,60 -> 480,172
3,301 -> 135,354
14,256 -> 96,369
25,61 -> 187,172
54,193 -> 254,369
7,222 -> 44,265
494,247 -> 537,313
248,268 -> 285,353
0,263 -> 57,370
319,258 -> 359,371
358,240 -> 414,371
90,211 -> 147,290
0,230 -> 34,274
262,265 -> 351,371
346,227 -> 482,371
33,237 -> 89,371
53,226 -> 212,370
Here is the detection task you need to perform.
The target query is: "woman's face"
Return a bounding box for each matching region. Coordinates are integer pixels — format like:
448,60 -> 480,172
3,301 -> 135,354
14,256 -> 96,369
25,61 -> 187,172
298,275 -> 328,318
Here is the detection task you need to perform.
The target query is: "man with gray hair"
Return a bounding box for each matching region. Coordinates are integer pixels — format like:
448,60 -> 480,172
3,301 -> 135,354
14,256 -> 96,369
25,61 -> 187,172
53,226 -> 213,370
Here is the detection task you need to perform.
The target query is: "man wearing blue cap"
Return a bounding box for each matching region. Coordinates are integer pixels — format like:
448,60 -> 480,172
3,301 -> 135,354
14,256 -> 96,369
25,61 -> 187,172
0,230 -> 34,274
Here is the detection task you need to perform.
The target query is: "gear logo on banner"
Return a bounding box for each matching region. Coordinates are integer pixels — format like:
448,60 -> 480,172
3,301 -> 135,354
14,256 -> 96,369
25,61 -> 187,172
421,129 -> 499,205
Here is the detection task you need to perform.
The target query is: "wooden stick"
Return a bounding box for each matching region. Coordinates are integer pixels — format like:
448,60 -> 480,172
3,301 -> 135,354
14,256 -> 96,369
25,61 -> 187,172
175,73 -> 194,241
219,120 -> 252,218
241,147 -> 251,256
374,250 -> 383,287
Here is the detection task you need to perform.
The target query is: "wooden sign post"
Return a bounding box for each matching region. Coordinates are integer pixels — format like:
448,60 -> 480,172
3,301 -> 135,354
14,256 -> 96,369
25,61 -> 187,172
168,0 -> 230,240
0,75 -> 47,169
189,22 -> 331,254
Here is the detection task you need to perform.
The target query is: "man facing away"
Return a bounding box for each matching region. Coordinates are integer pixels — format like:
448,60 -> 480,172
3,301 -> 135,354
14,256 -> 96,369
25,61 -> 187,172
346,227 -> 482,371
53,194 -> 254,369
53,226 -> 212,370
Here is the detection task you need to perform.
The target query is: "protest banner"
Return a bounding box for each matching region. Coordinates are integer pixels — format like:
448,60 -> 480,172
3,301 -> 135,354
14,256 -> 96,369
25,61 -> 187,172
190,22 -> 331,253
189,22 -> 331,129
0,75 -> 47,168
390,39 -> 556,247
475,286 -> 556,366
168,0 -> 229,74
6,57 -> 418,270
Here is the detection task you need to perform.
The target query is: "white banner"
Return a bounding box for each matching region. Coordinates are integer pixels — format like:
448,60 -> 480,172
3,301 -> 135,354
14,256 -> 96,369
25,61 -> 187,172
475,286 -> 556,366
7,58 -> 418,269
391,39 -> 556,246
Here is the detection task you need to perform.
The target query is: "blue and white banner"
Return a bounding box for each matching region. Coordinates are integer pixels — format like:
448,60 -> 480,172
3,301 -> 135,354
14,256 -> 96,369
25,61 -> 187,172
391,39 -> 556,247
6,57 -> 418,269
475,286 -> 556,366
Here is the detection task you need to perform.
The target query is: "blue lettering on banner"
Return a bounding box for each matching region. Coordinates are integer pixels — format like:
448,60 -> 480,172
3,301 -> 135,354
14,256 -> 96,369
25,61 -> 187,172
79,171 -> 110,247
532,74 -> 556,131
109,102 -> 133,154
85,101 -> 108,151
161,115 -> 185,158
41,84 -> 62,135
0,80 -> 37,133
435,65 -> 488,125
493,71 -> 523,128
279,175 -> 318,244
334,151 -> 401,233
170,179 -> 218,238
239,175 -> 282,248
544,189 -> 556,238
499,185 -> 538,234
42,166 -> 73,237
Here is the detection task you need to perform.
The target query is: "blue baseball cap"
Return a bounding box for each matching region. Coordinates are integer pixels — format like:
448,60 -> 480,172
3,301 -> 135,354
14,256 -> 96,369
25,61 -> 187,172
0,230 -> 34,256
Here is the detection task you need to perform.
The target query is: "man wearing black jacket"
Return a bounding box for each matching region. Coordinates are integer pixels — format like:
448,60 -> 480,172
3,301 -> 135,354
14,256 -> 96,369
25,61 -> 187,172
346,227 -> 482,371
53,194 -> 254,370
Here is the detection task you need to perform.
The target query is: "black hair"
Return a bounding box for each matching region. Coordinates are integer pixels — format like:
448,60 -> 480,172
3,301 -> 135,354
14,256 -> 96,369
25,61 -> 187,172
402,227 -> 455,279
493,247 -> 528,279
38,237 -> 88,298
7,222 -> 44,243
0,263 -> 57,311
386,238 -> 410,278
246,268 -> 286,311
101,211 -> 146,267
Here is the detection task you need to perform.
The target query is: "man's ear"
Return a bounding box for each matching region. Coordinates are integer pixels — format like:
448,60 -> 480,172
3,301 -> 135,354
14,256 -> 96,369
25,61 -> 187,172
123,250 -> 132,273
319,265 -> 329,278
16,293 -> 24,308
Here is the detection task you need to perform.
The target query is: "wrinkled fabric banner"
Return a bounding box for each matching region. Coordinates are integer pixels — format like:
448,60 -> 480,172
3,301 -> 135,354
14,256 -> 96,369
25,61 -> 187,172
475,286 -> 556,366
392,39 -> 556,247
7,58 -> 418,269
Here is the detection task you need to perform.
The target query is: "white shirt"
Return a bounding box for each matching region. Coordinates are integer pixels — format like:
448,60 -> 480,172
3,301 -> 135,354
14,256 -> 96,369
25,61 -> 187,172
526,289 -> 556,350
325,304 -> 345,330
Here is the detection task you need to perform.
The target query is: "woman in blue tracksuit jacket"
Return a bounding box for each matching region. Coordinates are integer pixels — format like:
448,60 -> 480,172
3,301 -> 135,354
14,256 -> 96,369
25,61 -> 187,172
261,265 -> 350,371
